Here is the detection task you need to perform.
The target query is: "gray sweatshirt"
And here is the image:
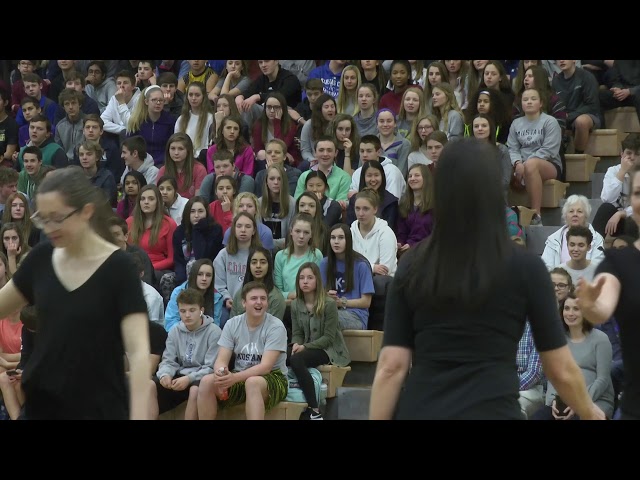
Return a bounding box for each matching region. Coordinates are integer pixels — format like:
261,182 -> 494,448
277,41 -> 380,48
214,246 -> 250,301
507,112 -> 562,171
156,314 -> 221,383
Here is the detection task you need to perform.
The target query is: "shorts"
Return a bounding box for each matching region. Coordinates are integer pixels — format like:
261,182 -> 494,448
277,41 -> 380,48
567,113 -> 601,131
553,162 -> 562,180
218,370 -> 288,412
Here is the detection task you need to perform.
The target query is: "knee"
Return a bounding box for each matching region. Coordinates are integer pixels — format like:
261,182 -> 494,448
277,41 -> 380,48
574,115 -> 593,130
198,374 -> 216,393
289,352 -> 306,369
523,159 -> 539,175
244,375 -> 263,393
189,385 -> 199,399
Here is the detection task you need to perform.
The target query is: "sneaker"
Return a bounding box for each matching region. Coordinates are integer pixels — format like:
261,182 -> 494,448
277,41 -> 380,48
309,410 -> 324,420
530,214 -> 543,226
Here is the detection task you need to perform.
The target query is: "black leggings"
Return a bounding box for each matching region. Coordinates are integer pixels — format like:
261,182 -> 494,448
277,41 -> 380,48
287,346 -> 329,409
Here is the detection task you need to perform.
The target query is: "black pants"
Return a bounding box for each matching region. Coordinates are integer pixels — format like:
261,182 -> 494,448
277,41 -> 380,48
599,90 -> 640,125
286,346 -> 329,409
153,375 -> 199,414
592,202 -> 626,238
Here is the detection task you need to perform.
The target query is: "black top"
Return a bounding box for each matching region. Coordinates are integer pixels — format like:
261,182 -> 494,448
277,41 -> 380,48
149,321 -> 168,356
12,242 -> 148,419
595,246 -> 640,418
384,247 -> 566,419
17,325 -> 35,370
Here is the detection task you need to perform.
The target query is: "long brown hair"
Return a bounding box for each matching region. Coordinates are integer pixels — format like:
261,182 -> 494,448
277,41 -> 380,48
296,191 -> 327,253
227,212 -> 261,255
163,132 -> 195,195
2,192 -> 33,242
325,223 -> 371,293
399,164 -> 434,217
295,261 -> 327,318
129,184 -> 167,246
260,163 -> 290,219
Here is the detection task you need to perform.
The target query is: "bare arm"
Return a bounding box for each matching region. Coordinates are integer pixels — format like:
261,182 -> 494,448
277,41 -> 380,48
369,345 -> 412,419
0,281 -> 29,320
213,346 -> 233,372
576,273 -> 621,325
121,312 -> 151,420
540,345 -> 605,419
344,293 -> 372,310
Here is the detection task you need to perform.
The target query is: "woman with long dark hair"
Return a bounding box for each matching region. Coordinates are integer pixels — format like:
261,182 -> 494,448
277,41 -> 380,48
369,138 -> 605,420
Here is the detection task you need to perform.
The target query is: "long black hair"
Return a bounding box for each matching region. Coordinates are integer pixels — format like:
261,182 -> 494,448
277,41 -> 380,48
187,258 -> 215,315
242,246 -> 276,293
400,138 -> 510,309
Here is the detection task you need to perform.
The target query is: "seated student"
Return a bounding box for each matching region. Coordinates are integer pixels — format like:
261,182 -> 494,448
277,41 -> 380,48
0,307 -> 22,376
151,288 -> 222,420
214,93 -> 252,144
158,72 -> 184,117
15,73 -> 58,128
541,194 -> 604,270
517,321 -> 545,419
173,196 -> 223,286
53,71 -> 100,125
120,135 -> 159,186
290,262 -> 351,420
0,305 -> 36,420
376,109 -> 412,178
303,170 -> 342,229
175,81 -> 215,159
17,96 -> 51,148
199,150 -> 255,204
329,113 -> 361,175
0,167 -> 18,217
259,163 -> 297,251
165,259 -> 222,332
251,92 -> 300,169
419,130 -> 449,173
17,145 -> 46,201
100,70 -> 142,142
253,138 -> 301,197
397,163 -> 435,254
15,114 -> 68,171
231,246 -> 286,321
84,60 -> 117,114
127,251 -> 164,327
117,170 -> 147,220
0,86 -> 18,167
206,115 -> 255,177
407,114 -> 440,170
532,293 -> 614,420
296,135 -> 352,209
126,184 -> 178,277
346,161 -> 399,230
552,60 -> 601,155
592,133 -> 640,239
350,189 -> 398,277
348,134 -> 405,201
108,215 -> 154,286
431,83 -> 465,143
550,266 -> 574,308
1,222 -> 30,277
221,192 -> 275,251
292,77 -> 324,125
320,223 -> 375,330
157,176 -> 189,226
74,114 -> 123,182
558,225 -> 601,285
472,113 -> 512,201
156,133 -> 207,200
78,140 -> 117,207
10,60 -> 47,114
208,175 -> 237,233
296,191 -> 329,255
196,281 -> 289,420
2,192 -> 41,248
214,212 -> 262,328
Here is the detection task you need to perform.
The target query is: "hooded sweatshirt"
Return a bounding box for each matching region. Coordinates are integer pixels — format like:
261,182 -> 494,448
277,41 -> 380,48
120,153 -> 159,186
100,87 -> 141,136
156,314 -> 221,383
350,217 -> 398,276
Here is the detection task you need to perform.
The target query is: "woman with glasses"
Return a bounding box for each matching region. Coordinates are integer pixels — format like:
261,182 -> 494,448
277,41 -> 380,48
126,85 -> 177,166
550,267 -> 574,306
407,114 -> 440,170
0,166 -> 151,419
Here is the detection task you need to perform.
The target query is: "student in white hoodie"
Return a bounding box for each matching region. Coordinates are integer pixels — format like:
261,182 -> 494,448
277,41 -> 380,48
350,189 -> 397,277
349,135 -> 406,200
150,288 -> 221,420
592,133 -> 640,238
100,70 -> 141,140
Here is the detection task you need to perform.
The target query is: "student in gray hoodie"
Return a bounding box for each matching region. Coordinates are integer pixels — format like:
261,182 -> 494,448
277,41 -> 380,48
151,288 -> 221,420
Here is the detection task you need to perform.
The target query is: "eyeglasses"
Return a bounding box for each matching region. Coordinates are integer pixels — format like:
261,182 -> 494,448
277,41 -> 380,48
149,98 -> 164,104
265,105 -> 282,111
417,126 -> 433,131
553,283 -> 569,289
31,208 -> 81,229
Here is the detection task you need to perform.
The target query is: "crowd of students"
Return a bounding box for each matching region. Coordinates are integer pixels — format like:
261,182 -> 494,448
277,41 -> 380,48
0,59 -> 638,420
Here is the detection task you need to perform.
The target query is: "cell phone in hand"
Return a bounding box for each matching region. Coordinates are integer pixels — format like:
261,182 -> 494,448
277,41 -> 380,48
6,369 -> 18,376
554,395 -> 569,416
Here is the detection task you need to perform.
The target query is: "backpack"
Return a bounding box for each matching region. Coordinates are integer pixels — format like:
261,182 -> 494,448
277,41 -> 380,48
285,367 -> 326,406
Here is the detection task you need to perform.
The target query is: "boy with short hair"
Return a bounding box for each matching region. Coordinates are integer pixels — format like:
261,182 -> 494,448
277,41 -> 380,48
291,77 -> 324,126
16,114 -> 67,170
119,135 -> 158,185
593,132 -> 640,238
54,88 -> 86,161
11,60 -> 49,115
17,145 -> 44,200
53,71 -> 100,124
85,60 -> 117,114
0,166 -> 18,214
196,281 -> 288,420
151,288 -> 221,420
108,215 -> 154,285
158,71 -> 184,116
15,73 -> 58,127
100,70 -> 141,140
559,225 -> 600,284
130,251 -> 164,327
348,135 -> 406,200
73,114 -> 122,181
17,96 -> 53,147
78,140 -> 117,206
199,149 -> 255,203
